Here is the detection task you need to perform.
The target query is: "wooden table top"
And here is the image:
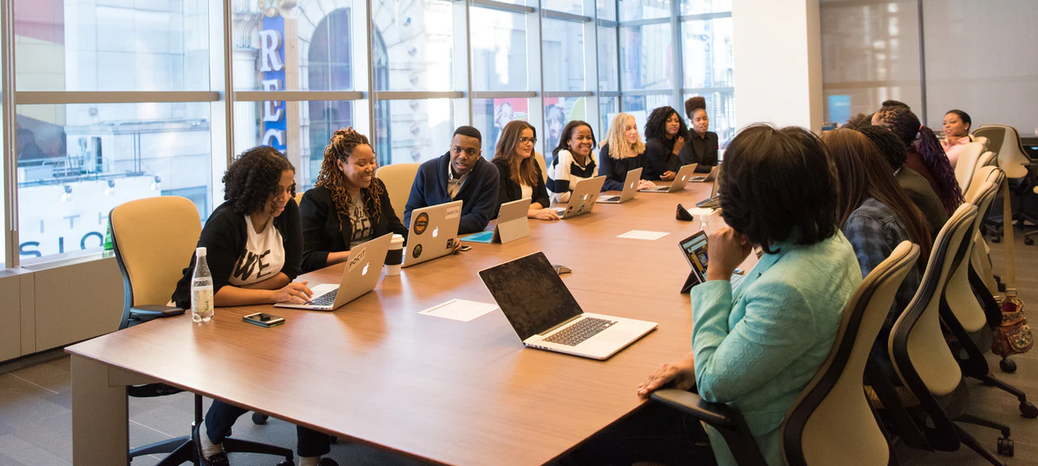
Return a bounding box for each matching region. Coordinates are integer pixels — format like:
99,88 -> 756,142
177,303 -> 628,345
67,182 -> 734,466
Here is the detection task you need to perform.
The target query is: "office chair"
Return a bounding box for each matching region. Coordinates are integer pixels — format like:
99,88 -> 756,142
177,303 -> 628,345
652,242 -> 920,466
375,162 -> 420,216
953,142 -> 985,194
973,125 -> 1036,244
888,204 -> 1014,466
110,196 -> 295,465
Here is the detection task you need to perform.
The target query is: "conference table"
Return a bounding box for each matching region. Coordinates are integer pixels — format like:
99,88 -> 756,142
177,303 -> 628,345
67,180 -> 742,465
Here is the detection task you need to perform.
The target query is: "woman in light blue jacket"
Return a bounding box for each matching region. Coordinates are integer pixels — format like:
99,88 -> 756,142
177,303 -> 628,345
635,125 -> 862,466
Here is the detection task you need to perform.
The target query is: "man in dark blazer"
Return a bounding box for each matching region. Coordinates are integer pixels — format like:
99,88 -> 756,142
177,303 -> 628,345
404,126 -> 500,234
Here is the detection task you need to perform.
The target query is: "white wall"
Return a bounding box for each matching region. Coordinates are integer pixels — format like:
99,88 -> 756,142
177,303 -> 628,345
732,0 -> 824,131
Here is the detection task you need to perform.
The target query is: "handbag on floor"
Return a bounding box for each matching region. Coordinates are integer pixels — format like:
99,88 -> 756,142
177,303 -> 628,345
992,181 -> 1033,356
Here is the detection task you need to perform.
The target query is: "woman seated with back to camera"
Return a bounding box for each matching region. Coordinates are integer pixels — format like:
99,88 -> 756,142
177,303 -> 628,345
170,147 -> 335,466
547,120 -> 599,203
642,106 -> 689,181
822,128 -> 932,372
565,125 -> 862,466
299,127 -> 407,273
492,120 -> 560,221
598,112 -> 656,192
941,109 -> 973,168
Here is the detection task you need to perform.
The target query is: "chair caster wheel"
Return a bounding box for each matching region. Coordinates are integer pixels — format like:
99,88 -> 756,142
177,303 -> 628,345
252,412 -> 268,424
1000,359 -> 1017,373
1020,401 -> 1038,419
277,461 -> 295,466
318,459 -> 340,466
329,436 -> 337,444
997,437 -> 1014,457
992,236 -> 1001,243
1026,238 -> 1035,246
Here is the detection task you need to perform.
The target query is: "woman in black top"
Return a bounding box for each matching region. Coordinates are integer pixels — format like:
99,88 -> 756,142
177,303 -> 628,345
642,106 -> 689,180
171,146 -> 333,466
300,127 -> 407,273
492,121 -> 560,221
599,112 -> 656,192
678,96 -> 719,173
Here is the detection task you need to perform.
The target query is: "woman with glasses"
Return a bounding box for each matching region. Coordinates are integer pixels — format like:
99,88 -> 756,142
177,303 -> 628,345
298,127 -> 407,273
492,120 -> 560,221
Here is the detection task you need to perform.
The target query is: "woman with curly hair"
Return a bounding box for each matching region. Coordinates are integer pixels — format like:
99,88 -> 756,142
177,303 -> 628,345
678,96 -> 719,173
171,146 -> 337,466
492,120 -> 560,221
642,106 -> 689,180
599,112 -> 656,192
299,127 -> 407,273
873,105 -> 964,215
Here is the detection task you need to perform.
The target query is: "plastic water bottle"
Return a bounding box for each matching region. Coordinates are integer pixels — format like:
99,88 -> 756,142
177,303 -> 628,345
191,247 -> 215,323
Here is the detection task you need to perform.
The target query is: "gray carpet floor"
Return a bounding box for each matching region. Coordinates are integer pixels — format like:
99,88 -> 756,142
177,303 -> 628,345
1,231 -> 1036,466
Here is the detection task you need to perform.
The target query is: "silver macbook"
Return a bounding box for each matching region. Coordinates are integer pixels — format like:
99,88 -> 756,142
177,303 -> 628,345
689,165 -> 717,183
553,176 -> 606,219
597,167 -> 643,204
696,163 -> 723,209
403,200 -> 463,267
479,251 -> 657,360
494,198 -> 531,244
640,163 -> 698,193
276,233 -> 393,311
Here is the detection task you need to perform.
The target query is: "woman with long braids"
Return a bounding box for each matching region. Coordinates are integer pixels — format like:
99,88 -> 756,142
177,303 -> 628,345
874,106 -> 964,215
300,127 -> 407,273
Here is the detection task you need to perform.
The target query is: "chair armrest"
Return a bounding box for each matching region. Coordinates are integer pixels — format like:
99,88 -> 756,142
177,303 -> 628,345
651,389 -> 740,429
131,305 -> 186,318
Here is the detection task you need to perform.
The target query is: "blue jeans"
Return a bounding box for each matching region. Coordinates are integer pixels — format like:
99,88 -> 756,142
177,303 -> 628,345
205,400 -> 331,458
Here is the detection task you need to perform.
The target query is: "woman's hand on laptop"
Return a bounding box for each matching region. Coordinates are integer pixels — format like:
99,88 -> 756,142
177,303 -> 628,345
529,208 -> 561,221
272,281 -> 313,304
637,180 -> 656,190
638,352 -> 696,398
705,227 -> 753,282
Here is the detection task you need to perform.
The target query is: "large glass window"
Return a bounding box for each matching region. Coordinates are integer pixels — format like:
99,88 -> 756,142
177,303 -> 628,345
620,24 -> 673,91
544,0 -> 583,15
14,0 -> 210,92
681,0 -> 731,15
542,19 -> 585,92
544,98 -> 587,153
598,26 -> 619,92
599,97 -> 619,141
16,103 -> 213,261
372,0 -> 454,91
681,17 -> 733,89
471,8 -> 528,92
374,99 -> 456,166
619,0 -> 670,21
473,97 -> 529,160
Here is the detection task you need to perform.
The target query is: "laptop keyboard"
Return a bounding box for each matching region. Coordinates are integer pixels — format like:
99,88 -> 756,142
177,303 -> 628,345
543,317 -> 616,346
308,289 -> 338,307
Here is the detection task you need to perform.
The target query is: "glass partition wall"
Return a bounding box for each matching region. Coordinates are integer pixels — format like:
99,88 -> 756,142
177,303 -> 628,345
0,0 -> 734,266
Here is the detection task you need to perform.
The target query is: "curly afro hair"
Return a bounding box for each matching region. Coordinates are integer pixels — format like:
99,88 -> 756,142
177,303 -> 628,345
223,146 -> 296,216
685,96 -> 707,119
644,106 -> 689,142
841,113 -> 873,131
856,125 -> 907,171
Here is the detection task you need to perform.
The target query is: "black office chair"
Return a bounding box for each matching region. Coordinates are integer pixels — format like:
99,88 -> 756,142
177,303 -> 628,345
111,197 -> 295,465
652,241 -> 920,466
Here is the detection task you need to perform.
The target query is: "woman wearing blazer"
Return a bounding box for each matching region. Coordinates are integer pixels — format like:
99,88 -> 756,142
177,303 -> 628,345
492,120 -> 560,221
299,127 -> 408,273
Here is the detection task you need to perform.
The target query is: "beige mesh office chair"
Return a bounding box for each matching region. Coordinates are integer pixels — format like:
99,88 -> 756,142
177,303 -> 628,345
110,196 -> 295,466
973,125 -> 1036,245
376,162 -> 420,214
954,142 -> 986,193
888,204 -> 1015,465
652,242 -> 920,466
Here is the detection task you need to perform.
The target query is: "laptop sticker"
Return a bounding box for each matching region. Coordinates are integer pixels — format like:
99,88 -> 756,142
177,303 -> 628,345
414,212 -> 430,235
347,247 -> 367,272
445,205 -> 462,220
412,244 -> 423,258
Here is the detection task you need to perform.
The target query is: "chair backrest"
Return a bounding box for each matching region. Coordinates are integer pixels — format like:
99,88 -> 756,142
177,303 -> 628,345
294,192 -> 303,207
946,172 -> 1003,333
377,163 -> 420,215
974,124 -> 1031,179
964,164 -> 999,202
978,150 -> 997,168
110,196 -> 203,329
783,242 -> 920,466
535,152 -> 549,183
953,142 -> 985,193
972,135 -> 988,150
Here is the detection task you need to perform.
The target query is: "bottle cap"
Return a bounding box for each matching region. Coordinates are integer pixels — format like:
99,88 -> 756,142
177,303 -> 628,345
196,247 -> 207,257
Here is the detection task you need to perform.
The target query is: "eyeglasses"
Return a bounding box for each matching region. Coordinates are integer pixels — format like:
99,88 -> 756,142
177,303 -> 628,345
519,137 -> 537,144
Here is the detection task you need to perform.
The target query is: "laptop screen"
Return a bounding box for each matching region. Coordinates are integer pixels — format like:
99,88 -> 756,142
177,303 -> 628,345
479,252 -> 582,341
710,163 -> 723,198
680,232 -> 709,281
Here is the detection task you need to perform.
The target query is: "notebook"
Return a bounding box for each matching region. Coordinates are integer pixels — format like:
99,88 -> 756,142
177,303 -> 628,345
553,176 -> 606,219
640,163 -> 698,193
597,167 -> 643,204
275,233 -> 392,311
403,200 -> 463,268
479,251 -> 658,360
677,230 -> 746,293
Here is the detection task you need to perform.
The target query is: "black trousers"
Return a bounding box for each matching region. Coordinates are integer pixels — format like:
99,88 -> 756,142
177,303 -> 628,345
557,401 -> 716,466
205,400 -> 331,458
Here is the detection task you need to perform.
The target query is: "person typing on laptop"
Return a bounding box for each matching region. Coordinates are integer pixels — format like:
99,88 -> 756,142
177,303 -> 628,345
299,127 -> 408,273
564,125 -> 862,466
493,121 -> 560,221
404,126 -> 500,235
170,147 -> 334,466
547,120 -> 599,203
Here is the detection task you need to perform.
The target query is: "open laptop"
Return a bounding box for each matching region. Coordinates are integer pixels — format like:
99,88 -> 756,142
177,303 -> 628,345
553,176 -> 606,219
678,230 -> 747,293
276,233 -> 393,311
479,251 -> 657,360
689,165 -> 717,183
597,167 -> 642,204
696,163 -> 723,209
494,198 -> 531,244
403,200 -> 463,268
640,163 -> 698,193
